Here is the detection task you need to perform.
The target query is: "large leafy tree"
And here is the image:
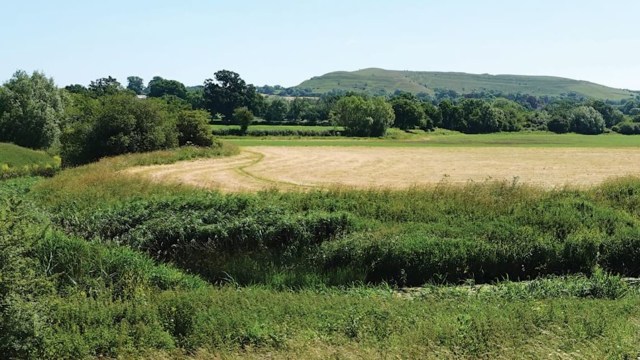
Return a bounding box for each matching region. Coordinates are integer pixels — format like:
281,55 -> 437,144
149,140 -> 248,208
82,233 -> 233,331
264,98 -> 288,122
569,106 -> 606,135
88,76 -> 122,97
147,76 -> 187,99
390,93 -> 425,130
203,70 -> 259,121
61,94 -> 178,165
126,76 -> 145,95
0,70 -> 64,149
331,95 -> 394,137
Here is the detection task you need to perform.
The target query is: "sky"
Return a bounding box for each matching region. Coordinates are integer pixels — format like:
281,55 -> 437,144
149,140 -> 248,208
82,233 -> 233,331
2,0 -> 639,90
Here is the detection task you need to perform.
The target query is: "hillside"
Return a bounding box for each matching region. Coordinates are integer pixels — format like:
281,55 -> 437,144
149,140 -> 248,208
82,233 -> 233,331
296,68 -> 636,100
0,143 -> 57,168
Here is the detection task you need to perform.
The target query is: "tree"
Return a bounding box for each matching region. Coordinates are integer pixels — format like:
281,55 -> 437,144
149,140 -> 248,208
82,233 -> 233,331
0,70 -> 64,149
88,76 -> 122,97
233,107 -> 254,134
176,110 -> 214,146
331,95 -> 395,137
569,106 -> 606,134
126,76 -> 145,95
422,102 -> 441,129
64,84 -> 88,95
147,76 -> 187,99
203,70 -> 259,121
390,96 -> 425,130
61,94 -> 178,165
264,99 -> 288,122
588,100 -> 623,128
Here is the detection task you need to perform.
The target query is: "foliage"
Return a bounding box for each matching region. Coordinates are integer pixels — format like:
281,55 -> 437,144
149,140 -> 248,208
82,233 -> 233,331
331,95 -> 395,137
176,110 -> 214,146
0,70 -> 64,149
88,76 -> 123,97
203,70 -> 260,120
147,76 -> 187,99
126,76 -> 145,95
61,94 -> 178,165
569,106 -> 606,135
390,94 -> 426,130
613,121 -> 640,135
233,107 -> 254,134
264,98 -> 289,122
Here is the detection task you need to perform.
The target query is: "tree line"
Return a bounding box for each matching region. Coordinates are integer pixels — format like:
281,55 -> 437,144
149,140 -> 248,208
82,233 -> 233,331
1,69 -> 640,167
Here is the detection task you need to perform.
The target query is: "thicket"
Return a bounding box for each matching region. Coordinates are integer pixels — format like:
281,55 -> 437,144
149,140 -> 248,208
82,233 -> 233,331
2,176 -> 640,358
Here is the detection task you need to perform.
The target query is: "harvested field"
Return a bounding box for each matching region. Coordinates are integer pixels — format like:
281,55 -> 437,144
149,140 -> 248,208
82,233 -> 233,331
126,146 -> 640,192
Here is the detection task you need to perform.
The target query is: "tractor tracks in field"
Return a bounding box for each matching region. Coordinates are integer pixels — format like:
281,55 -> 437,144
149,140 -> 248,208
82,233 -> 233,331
125,149 -> 314,192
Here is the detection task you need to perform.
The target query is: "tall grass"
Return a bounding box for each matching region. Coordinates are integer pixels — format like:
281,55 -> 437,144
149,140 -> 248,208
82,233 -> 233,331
32,150 -> 640,286
3,159 -> 640,358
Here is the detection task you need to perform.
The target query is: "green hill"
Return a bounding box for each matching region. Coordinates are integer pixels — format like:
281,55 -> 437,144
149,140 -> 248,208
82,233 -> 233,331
296,68 -> 636,100
0,143 -> 60,177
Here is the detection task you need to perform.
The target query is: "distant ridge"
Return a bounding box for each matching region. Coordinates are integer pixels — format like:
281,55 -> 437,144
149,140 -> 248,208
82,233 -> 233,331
296,68 -> 636,100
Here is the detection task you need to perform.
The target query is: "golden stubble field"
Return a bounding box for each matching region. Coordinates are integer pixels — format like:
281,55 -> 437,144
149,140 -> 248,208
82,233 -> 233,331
126,146 -> 640,192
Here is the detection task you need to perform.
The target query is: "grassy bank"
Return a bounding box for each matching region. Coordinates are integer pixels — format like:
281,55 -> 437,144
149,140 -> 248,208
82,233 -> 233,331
0,142 -> 61,178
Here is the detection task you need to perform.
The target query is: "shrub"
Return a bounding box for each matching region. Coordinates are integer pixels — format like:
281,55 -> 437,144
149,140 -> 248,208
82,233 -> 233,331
176,110 -> 214,146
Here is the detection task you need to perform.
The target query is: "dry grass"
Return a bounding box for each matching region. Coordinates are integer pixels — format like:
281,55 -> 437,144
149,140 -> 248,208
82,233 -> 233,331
125,146 -> 640,192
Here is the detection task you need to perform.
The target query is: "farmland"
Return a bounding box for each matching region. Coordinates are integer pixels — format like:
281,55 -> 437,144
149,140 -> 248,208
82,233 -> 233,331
127,132 -> 640,192
2,137 -> 640,358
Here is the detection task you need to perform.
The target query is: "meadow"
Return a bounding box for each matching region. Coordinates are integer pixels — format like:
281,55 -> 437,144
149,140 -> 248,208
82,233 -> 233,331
3,137 -> 640,358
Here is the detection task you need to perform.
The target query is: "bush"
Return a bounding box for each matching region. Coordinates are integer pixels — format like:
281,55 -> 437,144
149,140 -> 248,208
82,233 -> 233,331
569,106 -> 606,135
331,95 -> 395,137
612,121 -> 640,135
176,110 -> 214,146
61,94 -> 178,165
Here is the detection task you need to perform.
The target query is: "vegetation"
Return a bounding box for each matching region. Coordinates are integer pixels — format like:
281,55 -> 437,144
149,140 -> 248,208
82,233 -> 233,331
296,68 -> 636,100
1,67 -> 640,357
331,95 -> 395,136
0,71 -> 64,149
0,147 -> 638,358
0,143 -> 61,179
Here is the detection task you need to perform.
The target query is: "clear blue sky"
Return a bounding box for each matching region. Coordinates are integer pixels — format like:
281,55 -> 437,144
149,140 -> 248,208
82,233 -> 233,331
2,0 -> 639,90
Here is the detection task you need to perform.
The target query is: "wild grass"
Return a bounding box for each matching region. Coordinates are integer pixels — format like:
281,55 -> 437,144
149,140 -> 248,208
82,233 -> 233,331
32,147 -> 640,287
3,153 -> 640,358
0,142 -> 61,179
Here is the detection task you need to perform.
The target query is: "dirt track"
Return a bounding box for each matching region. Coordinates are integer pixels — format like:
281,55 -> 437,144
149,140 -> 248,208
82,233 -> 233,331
125,146 -> 640,192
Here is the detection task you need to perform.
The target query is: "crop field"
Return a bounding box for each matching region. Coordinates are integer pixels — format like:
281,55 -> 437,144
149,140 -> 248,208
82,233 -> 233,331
127,145 -> 640,191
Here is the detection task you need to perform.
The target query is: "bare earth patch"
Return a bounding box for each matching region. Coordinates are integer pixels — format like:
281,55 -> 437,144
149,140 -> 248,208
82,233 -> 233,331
125,146 -> 640,192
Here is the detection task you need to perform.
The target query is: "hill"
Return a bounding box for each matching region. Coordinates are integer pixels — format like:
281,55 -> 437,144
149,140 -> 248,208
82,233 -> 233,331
296,68 -> 636,100
0,143 -> 57,167
0,142 -> 60,178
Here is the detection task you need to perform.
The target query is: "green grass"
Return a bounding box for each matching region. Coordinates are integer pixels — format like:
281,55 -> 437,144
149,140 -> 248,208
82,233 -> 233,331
297,68 -> 637,100
0,142 -> 59,167
5,147 -> 640,358
224,130 -> 640,148
0,142 -> 61,178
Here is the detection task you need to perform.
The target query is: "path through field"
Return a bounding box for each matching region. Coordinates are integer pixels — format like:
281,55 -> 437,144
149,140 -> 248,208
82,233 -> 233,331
126,146 -> 640,191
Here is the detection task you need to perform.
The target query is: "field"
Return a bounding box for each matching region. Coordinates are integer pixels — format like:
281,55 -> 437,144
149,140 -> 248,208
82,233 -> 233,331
297,68 -> 636,100
127,132 -> 640,192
